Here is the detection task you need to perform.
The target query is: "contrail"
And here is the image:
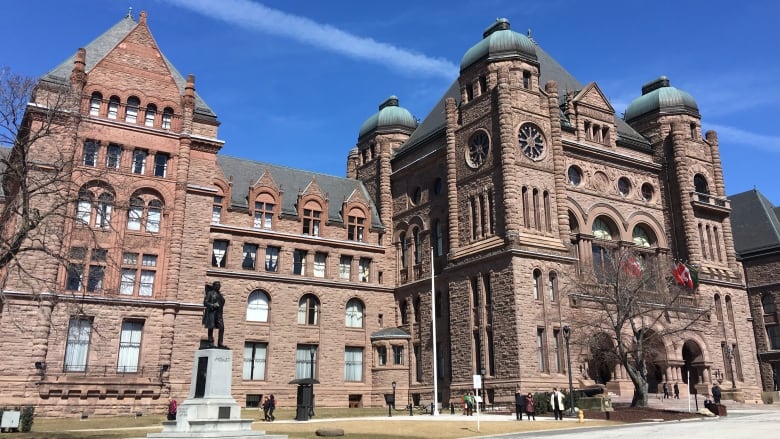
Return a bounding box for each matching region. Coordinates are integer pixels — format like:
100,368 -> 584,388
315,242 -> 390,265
163,0 -> 458,79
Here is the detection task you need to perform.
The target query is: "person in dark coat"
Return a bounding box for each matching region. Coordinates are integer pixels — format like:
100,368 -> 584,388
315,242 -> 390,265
711,383 -> 722,404
673,382 -> 680,399
662,382 -> 669,399
524,393 -> 536,420
203,281 -> 226,348
268,394 -> 276,421
515,389 -> 525,420
167,398 -> 177,421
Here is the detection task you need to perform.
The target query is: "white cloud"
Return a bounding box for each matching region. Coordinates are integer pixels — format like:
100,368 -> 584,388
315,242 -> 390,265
164,0 -> 458,78
705,124 -> 780,154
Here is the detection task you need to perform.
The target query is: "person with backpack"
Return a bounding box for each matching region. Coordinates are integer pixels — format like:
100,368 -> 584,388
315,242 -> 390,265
268,394 -> 276,421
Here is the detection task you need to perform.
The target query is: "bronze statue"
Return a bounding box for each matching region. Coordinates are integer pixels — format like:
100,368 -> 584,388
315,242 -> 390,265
202,281 -> 225,348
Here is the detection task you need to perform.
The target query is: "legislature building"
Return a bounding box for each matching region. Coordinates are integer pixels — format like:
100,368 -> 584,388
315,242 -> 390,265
0,11 -> 762,416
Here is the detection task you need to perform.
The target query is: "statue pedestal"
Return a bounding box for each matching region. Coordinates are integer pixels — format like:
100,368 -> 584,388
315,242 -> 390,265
148,349 -> 285,439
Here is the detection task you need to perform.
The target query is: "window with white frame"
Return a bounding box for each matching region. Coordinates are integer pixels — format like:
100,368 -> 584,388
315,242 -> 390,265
117,320 -> 143,373
212,240 -> 228,268
295,344 -> 318,379
162,107 -> 173,129
547,272 -> 557,302
89,92 -> 102,116
265,246 -> 279,272
359,258 -> 371,282
106,143 -> 121,169
377,346 -> 387,366
153,153 -> 169,177
120,253 -> 157,296
298,294 -> 319,325
344,347 -> 363,382
393,345 -> 404,365
76,192 -> 92,225
107,96 -> 120,119
64,317 -> 92,372
339,255 -> 352,280
246,290 -> 270,322
293,250 -> 307,275
254,201 -> 274,229
120,252 -> 138,295
313,253 -> 327,278
83,140 -> 98,166
242,244 -> 258,270
125,96 -> 140,123
212,196 -> 223,224
127,197 -> 143,231
303,207 -> 321,236
96,193 -> 113,229
144,104 -> 157,127
533,269 -> 541,300
347,214 -> 364,241
345,298 -> 364,328
146,200 -> 162,233
139,255 -> 157,296
132,149 -> 147,174
243,342 -> 267,380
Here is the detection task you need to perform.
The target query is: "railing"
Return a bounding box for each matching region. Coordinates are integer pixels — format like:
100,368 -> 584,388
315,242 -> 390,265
56,364 -> 153,377
691,191 -> 730,209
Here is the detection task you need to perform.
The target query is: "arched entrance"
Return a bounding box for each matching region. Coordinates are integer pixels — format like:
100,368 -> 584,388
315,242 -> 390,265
588,332 -> 617,385
642,331 -> 667,394
681,340 -> 704,392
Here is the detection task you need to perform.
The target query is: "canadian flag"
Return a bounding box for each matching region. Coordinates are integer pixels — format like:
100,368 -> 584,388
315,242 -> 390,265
673,262 -> 695,289
621,255 -> 642,277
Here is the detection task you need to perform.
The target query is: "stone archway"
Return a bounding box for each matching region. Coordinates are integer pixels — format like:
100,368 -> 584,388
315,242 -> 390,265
642,331 -> 667,394
681,340 -> 705,392
588,332 -> 618,385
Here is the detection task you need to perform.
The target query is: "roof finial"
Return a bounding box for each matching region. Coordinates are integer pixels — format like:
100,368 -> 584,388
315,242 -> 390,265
527,28 -> 532,37
127,6 -> 133,19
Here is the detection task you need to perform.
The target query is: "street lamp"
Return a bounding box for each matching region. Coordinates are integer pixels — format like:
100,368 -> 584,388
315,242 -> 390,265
392,381 -> 396,417
480,368 -> 486,412
563,326 -> 575,416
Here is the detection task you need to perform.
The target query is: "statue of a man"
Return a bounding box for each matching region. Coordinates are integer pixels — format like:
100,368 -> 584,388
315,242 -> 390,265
202,281 -> 225,348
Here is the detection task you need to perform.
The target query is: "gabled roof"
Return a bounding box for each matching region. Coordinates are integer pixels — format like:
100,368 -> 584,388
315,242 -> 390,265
40,14 -> 216,121
396,41 -> 648,156
730,189 -> 780,257
216,155 -> 383,229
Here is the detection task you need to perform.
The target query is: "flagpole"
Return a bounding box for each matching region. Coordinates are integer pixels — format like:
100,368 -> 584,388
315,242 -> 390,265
431,246 -> 439,416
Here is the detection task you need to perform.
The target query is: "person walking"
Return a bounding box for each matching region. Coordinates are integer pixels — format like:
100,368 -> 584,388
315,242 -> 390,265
167,398 -> 177,421
268,394 -> 276,421
524,392 -> 536,420
550,387 -> 565,420
465,392 -> 474,416
262,396 -> 270,421
662,382 -> 669,399
673,382 -> 680,399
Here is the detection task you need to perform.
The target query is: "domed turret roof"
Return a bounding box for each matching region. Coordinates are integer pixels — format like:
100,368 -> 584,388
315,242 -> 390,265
358,96 -> 417,139
460,18 -> 537,71
624,76 -> 699,121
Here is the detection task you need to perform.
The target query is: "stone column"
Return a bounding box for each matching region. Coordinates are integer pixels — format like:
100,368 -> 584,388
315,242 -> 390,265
671,122 -> 702,265
496,66 -> 521,240
445,98 -> 460,252
545,81 -> 570,242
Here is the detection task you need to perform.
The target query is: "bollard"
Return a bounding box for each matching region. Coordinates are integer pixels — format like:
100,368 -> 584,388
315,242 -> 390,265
450,402 -> 455,414
578,409 -> 584,423
409,403 -> 413,417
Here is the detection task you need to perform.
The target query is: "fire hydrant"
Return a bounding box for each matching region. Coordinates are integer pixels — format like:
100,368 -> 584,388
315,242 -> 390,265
578,409 -> 584,423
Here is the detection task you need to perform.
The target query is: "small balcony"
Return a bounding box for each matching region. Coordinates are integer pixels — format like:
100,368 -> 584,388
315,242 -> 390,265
690,191 -> 730,216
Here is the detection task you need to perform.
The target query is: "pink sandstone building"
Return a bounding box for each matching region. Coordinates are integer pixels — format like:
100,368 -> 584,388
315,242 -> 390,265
0,12 -> 763,416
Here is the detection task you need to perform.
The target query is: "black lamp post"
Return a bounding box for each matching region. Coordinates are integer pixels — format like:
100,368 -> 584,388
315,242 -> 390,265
480,368 -> 486,412
392,381 -> 396,417
563,326 -> 575,415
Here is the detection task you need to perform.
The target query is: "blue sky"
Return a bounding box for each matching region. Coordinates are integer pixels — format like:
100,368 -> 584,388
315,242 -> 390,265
4,0 -> 779,202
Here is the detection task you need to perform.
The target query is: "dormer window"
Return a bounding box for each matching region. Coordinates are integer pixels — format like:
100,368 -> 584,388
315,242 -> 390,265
466,84 -> 474,101
303,206 -> 321,236
108,96 -> 120,120
347,212 -> 365,242
479,75 -> 487,94
522,71 -> 531,89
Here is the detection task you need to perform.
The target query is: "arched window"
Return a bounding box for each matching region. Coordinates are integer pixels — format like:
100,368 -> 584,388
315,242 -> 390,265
400,232 -> 408,269
347,208 -> 364,241
592,218 -> 615,240
144,103 -> 157,127
125,96 -> 140,123
108,96 -> 120,119
127,197 -> 144,231
762,295 -> 776,315
400,299 -> 408,325
146,199 -> 162,233
413,227 -> 422,265
162,107 -> 174,129
725,295 -> 734,323
298,294 -> 320,325
533,269 -> 541,300
76,190 -> 94,225
632,225 -> 653,247
345,298 -> 364,328
75,183 -> 114,229
433,219 -> 444,256
127,192 -> 164,233
548,272 -> 557,302
302,201 -> 322,236
694,174 -> 709,195
89,92 -> 102,116
96,193 -> 113,229
413,296 -> 421,322
247,290 -> 270,322
714,294 -> 723,321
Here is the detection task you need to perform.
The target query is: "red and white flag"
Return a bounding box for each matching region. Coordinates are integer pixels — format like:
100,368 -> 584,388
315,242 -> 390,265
673,262 -> 694,288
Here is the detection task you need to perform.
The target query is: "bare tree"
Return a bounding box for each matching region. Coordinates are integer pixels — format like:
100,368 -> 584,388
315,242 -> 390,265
567,248 -> 709,407
0,66 -> 115,309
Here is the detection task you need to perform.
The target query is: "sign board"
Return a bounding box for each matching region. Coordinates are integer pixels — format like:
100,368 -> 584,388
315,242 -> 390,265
473,374 -> 482,389
0,410 -> 20,429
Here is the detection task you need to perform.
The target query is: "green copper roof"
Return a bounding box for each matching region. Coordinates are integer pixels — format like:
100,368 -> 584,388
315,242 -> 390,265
624,76 -> 699,122
460,18 -> 537,71
358,96 -> 417,139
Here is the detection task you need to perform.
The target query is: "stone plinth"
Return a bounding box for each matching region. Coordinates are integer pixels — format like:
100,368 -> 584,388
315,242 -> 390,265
148,348 -> 285,439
